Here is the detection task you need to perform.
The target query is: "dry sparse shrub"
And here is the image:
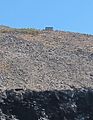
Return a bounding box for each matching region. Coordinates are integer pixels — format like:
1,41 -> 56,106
0,28 -> 39,36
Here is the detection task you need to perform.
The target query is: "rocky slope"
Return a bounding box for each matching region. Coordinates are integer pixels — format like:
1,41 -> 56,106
1,27 -> 93,119
0,28 -> 93,91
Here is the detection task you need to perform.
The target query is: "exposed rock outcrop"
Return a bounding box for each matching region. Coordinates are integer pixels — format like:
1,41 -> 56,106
0,88 -> 93,120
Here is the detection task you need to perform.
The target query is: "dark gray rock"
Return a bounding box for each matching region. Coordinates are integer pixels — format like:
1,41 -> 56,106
0,88 -> 93,120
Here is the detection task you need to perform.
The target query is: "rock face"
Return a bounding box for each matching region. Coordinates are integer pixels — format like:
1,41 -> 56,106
0,88 -> 93,120
1,28 -> 93,119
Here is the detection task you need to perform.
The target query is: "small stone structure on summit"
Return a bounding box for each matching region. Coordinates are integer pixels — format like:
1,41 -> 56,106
45,27 -> 53,31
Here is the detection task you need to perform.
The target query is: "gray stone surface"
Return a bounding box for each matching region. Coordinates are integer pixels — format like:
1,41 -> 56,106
0,30 -> 93,91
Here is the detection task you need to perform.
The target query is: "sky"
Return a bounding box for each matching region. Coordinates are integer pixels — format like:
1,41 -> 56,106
0,0 -> 93,34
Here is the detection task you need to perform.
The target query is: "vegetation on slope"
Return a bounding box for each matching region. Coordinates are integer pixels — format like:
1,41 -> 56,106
0,25 -> 39,35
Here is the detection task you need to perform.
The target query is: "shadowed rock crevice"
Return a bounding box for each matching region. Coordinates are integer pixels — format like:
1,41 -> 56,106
0,88 -> 93,120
